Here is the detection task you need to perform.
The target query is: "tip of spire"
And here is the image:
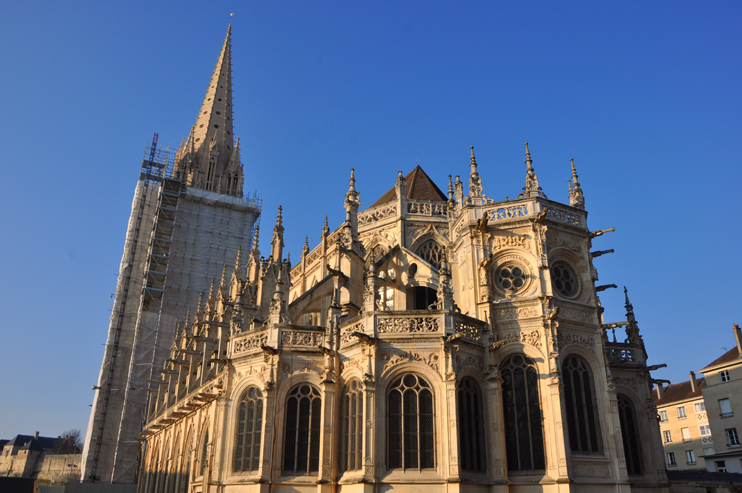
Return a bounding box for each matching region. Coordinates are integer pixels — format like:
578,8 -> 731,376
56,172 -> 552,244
348,168 -> 356,192
275,206 -> 283,228
525,142 -> 532,161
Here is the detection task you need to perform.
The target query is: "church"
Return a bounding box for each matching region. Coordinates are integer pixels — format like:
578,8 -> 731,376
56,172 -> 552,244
134,26 -> 670,493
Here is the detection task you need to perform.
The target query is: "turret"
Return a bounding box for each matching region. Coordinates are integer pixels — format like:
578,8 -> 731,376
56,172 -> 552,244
568,158 -> 585,209
468,146 -> 483,198
344,169 -> 361,239
519,142 -> 546,199
270,206 -> 284,262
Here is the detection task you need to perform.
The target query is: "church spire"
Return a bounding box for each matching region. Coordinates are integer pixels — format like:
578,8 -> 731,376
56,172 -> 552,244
468,146 -> 483,197
270,206 -> 285,262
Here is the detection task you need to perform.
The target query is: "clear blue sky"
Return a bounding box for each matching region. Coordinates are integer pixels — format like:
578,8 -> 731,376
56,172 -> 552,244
0,1 -> 740,440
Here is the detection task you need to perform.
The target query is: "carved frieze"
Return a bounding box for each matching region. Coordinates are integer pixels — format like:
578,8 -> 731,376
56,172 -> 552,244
382,350 -> 440,373
545,207 -> 585,227
493,306 -> 540,321
486,204 -> 529,222
560,308 -> 595,324
547,236 -> 581,253
358,203 -> 398,227
340,321 -> 365,347
232,331 -> 268,355
407,223 -> 449,247
499,329 -> 542,350
280,330 -> 323,347
377,316 -> 439,334
557,332 -> 595,354
490,234 -> 530,251
454,354 -> 484,373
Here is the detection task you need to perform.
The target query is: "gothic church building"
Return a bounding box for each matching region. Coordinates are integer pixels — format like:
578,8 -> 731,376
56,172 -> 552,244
134,26 -> 670,493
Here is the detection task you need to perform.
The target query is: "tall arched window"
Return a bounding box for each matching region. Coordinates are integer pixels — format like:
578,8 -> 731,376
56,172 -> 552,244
562,355 -> 602,453
617,394 -> 643,475
158,439 -> 170,493
166,433 -> 180,493
340,380 -> 364,473
416,240 -> 444,270
457,377 -> 486,473
234,387 -> 263,472
388,374 -> 435,470
283,384 -> 322,474
195,429 -> 209,478
147,444 -> 160,493
501,354 -> 546,471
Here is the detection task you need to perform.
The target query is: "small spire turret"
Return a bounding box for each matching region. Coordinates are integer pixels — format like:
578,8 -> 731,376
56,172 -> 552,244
344,169 -> 361,239
303,236 -> 309,256
447,175 -> 456,208
270,206 -> 284,262
519,142 -> 546,199
468,146 -> 483,197
568,158 -> 585,209
322,216 -> 330,237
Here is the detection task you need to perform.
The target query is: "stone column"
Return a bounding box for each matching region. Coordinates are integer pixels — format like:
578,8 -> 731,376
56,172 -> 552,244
444,379 -> 461,481
546,375 -> 570,482
362,380 -> 377,482
318,381 -> 336,487
484,369 -> 509,489
260,387 -> 277,483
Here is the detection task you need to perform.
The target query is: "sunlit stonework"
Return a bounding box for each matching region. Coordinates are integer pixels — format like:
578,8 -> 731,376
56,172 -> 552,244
134,28 -> 670,493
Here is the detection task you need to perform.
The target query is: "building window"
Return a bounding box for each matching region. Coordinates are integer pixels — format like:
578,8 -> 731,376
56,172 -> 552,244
686,450 -> 696,464
703,446 -> 715,456
681,427 -> 691,441
617,394 -> 643,475
659,410 -> 668,422
457,377 -> 486,473
495,264 -> 528,293
721,370 -> 731,382
408,286 -> 436,310
720,398 -> 733,417
700,425 -> 711,436
501,355 -> 545,471
663,431 -> 673,444
340,380 -> 364,473
550,262 -> 578,297
726,428 -> 740,447
283,384 -> 322,474
388,374 -> 435,470
199,431 -> 209,477
562,355 -> 601,453
377,286 -> 394,311
233,387 -> 263,473
677,406 -> 687,419
695,402 -> 706,413
716,460 -> 727,472
416,240 -> 444,270
667,452 -> 677,466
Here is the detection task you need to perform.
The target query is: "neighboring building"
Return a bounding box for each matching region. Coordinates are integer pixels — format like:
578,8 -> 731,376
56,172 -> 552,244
653,374 -> 711,471
134,134 -> 670,490
699,325 -> 742,474
81,25 -> 261,483
0,433 -> 81,483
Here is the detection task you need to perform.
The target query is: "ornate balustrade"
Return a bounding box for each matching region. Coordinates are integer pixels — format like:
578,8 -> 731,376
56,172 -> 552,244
231,329 -> 268,356
357,202 -> 398,227
406,200 -> 448,217
280,328 -> 325,348
484,202 -> 531,222
451,314 -> 484,342
377,312 -> 443,335
606,345 -> 636,363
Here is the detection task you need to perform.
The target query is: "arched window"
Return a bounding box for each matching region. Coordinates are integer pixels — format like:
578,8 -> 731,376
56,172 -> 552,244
457,377 -> 486,473
388,374 -> 435,470
416,240 -> 444,270
283,384 -> 322,474
501,354 -> 546,471
195,429 -> 208,478
147,443 -> 160,493
234,387 -> 263,472
340,380 -> 364,473
158,439 -> 170,493
617,394 -> 643,475
166,434 -> 180,493
562,355 -> 602,453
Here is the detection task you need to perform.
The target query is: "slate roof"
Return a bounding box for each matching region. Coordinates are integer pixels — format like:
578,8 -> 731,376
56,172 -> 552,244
20,439 -> 44,452
702,346 -> 741,371
653,377 -> 706,406
368,165 -> 447,209
4,434 -> 58,451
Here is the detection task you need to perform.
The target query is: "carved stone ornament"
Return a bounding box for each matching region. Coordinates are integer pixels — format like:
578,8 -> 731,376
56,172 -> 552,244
383,350 -> 440,373
280,330 -> 323,347
547,236 -> 581,253
358,203 -> 398,227
560,308 -> 595,324
454,354 -> 484,373
490,234 -> 530,252
486,204 -> 529,222
557,332 -> 595,354
408,223 -> 449,247
377,316 -> 439,334
493,305 -> 540,321
545,207 -> 585,227
340,321 -> 365,346
232,332 -> 268,355
499,330 -> 542,350
362,226 -> 398,250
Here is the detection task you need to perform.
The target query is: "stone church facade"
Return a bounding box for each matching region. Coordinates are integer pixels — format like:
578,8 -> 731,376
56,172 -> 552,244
136,132 -> 670,491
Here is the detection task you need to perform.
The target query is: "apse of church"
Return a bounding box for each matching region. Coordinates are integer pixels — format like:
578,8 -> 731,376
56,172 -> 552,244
137,142 -> 670,492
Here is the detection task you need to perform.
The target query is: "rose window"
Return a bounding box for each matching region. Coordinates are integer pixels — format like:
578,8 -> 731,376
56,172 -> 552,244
550,262 -> 578,297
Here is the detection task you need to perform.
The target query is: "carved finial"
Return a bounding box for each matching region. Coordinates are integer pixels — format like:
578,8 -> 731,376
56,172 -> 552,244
271,206 -> 284,262
234,246 -> 243,272
207,279 -> 215,302
303,236 -> 309,255
275,206 -> 283,229
322,215 -> 330,237
568,158 -> 585,209
219,264 -> 228,289
251,225 -> 260,253
448,175 -> 454,199
454,175 -> 463,204
468,146 -> 483,197
196,293 -> 203,315
519,142 -> 546,199
348,168 -> 357,194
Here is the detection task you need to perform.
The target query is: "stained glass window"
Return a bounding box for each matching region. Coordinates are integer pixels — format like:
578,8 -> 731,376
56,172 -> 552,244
283,384 -> 322,474
340,380 -> 364,472
617,394 -> 643,475
388,374 -> 435,470
457,377 -> 486,472
501,354 -> 546,471
416,240 -> 444,270
233,387 -> 263,472
562,355 -> 602,453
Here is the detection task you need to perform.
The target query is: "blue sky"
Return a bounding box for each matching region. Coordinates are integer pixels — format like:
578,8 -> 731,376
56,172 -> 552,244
0,1 -> 740,439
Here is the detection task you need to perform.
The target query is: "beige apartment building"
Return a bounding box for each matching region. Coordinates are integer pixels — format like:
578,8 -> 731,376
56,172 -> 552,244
698,324 -> 742,473
654,374 -> 712,471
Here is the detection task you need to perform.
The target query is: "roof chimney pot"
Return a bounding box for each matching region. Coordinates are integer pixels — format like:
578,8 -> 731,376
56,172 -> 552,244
33,431 -> 39,440
655,382 -> 665,398
734,324 -> 742,357
690,371 -> 697,392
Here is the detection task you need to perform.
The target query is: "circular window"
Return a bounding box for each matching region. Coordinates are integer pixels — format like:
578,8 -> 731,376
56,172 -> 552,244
496,264 -> 527,292
551,262 -> 578,297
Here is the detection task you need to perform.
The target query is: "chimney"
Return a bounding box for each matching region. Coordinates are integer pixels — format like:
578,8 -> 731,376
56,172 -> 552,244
734,324 -> 742,356
690,371 -> 697,392
655,382 -> 665,398
33,431 -> 39,440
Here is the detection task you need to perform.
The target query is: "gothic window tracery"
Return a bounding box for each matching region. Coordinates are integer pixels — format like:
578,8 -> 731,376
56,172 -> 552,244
550,262 -> 578,297
416,240 -> 444,270
457,377 -> 486,473
233,387 -> 263,473
388,374 -> 435,470
617,394 -> 643,475
495,263 -> 528,293
366,245 -> 387,266
283,384 -> 322,475
501,355 -> 546,471
198,430 -> 209,477
562,355 -> 602,453
340,380 -> 364,473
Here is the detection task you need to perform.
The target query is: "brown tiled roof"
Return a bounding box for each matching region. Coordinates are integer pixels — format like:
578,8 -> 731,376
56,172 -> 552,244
368,165 -> 447,209
653,378 -> 706,406
702,347 -> 741,371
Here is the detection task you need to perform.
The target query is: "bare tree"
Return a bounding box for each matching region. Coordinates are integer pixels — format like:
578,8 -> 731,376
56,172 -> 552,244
53,429 -> 83,454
